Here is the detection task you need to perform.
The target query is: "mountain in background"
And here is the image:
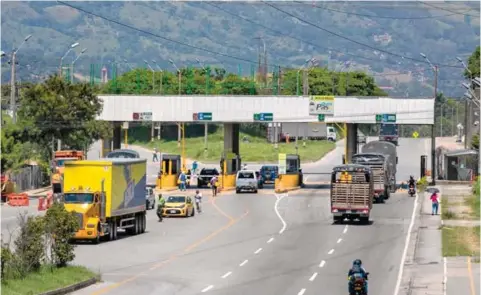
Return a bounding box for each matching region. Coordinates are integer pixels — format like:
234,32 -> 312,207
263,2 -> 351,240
1,1 -> 479,98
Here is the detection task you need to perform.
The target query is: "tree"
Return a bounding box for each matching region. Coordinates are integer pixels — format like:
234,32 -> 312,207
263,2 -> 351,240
472,134 -> 479,150
17,75 -> 111,158
14,215 -> 45,276
465,46 -> 480,79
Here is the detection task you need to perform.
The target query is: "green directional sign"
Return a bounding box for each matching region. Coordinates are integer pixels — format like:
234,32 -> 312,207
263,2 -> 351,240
253,113 -> 273,122
375,113 -> 396,123
193,112 -> 212,121
318,114 -> 325,122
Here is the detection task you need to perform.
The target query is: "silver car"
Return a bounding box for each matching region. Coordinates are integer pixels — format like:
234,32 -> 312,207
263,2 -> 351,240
145,187 -> 155,210
235,170 -> 258,194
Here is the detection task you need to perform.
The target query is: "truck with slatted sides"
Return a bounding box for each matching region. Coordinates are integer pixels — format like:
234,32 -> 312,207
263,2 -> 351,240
330,164 -> 374,224
361,140 -> 398,194
351,153 -> 390,203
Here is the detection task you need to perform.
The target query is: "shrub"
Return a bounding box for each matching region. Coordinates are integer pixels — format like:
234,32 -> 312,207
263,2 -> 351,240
14,215 -> 45,276
44,203 -> 79,267
417,176 -> 428,188
473,176 -> 480,196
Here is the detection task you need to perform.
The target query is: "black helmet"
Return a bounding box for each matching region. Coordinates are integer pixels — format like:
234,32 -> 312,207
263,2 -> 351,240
353,259 -> 362,266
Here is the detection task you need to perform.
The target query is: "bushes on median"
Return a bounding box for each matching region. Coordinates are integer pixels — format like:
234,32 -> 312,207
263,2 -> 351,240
1,202 -> 79,282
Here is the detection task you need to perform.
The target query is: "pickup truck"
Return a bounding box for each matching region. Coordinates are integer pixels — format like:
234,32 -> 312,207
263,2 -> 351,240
197,168 -> 219,188
330,164 -> 374,224
236,170 -> 258,194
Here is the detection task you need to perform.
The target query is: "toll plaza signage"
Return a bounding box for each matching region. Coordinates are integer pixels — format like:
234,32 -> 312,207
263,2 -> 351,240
253,113 -> 273,122
278,153 -> 287,175
375,113 -> 396,123
132,112 -> 152,121
193,112 -> 213,121
309,96 -> 334,115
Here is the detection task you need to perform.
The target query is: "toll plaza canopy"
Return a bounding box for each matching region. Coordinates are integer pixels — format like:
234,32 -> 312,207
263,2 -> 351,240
97,95 -> 434,125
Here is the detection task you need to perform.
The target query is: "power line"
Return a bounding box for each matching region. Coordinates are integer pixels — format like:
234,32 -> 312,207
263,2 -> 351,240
57,1 -> 264,68
261,1 -> 463,69
293,1 -> 461,20
418,1 -> 480,17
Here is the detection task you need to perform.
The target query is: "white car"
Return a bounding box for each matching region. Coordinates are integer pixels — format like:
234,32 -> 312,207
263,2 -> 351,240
235,170 -> 258,194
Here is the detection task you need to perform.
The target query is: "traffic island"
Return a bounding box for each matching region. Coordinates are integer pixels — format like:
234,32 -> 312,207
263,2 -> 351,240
1,265 -> 99,295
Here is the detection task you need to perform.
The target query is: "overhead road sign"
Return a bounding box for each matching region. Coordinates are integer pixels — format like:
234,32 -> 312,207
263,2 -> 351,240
193,112 -> 212,121
253,113 -> 273,122
375,113 -> 396,123
132,112 -> 152,121
309,96 -> 334,115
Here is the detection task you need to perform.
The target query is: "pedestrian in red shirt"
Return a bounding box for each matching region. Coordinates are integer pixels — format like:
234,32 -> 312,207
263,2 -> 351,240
430,192 -> 439,215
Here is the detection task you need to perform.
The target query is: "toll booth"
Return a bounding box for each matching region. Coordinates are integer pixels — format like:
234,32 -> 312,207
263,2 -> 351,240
220,152 -> 242,189
157,154 -> 181,189
275,154 -> 301,192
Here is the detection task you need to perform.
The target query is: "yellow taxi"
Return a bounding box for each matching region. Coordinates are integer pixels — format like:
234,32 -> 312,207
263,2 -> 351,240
162,195 -> 195,217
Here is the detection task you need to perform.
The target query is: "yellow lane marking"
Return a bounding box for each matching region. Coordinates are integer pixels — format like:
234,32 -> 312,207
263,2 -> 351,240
91,195 -> 249,295
467,256 -> 476,295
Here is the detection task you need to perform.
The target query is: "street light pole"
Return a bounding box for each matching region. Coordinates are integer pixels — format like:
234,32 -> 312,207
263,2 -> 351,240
195,58 -> 209,154
59,42 -> 79,76
152,60 -> 163,94
71,48 -> 87,83
144,60 -> 155,93
10,34 -> 32,124
456,57 -> 475,149
170,59 -> 182,147
123,59 -> 134,70
420,53 -> 438,185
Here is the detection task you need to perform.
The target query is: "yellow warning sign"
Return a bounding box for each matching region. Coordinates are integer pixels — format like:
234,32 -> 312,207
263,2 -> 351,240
412,131 -> 419,138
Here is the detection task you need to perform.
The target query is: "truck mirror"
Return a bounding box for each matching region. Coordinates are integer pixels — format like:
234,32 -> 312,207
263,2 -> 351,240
396,157 -> 398,164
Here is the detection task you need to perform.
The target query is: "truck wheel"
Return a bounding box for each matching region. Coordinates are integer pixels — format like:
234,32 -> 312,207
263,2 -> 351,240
109,222 -> 114,241
236,189 -> 240,194
112,221 -> 118,240
141,214 -> 146,233
360,217 -> 370,224
333,216 -> 343,223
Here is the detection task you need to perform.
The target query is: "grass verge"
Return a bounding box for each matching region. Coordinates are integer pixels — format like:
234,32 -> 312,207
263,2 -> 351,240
133,130 -> 336,162
465,194 -> 480,219
441,198 -> 457,220
1,265 -> 97,295
442,226 -> 480,257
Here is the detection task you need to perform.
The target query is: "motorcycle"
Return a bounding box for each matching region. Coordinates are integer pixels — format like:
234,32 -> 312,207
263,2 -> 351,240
350,272 -> 369,295
408,186 -> 416,197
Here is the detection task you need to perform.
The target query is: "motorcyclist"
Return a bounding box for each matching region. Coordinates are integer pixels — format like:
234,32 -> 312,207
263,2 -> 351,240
408,176 -> 416,193
348,259 -> 368,294
156,194 -> 166,222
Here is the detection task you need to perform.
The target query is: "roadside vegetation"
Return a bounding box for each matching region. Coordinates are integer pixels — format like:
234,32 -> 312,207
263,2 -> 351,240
130,127 -> 336,162
442,226 -> 480,257
1,203 -> 97,294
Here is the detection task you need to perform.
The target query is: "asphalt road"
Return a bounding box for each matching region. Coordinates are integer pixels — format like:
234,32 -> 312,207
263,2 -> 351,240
69,137 -> 429,295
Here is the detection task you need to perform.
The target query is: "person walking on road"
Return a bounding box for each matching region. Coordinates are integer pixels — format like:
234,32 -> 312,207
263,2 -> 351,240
178,171 -> 187,191
152,148 -> 159,162
194,190 -> 202,213
210,175 -> 218,197
430,191 -> 439,215
157,194 -> 165,222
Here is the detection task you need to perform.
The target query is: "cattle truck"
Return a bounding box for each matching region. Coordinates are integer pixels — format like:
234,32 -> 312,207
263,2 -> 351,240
63,158 -> 147,243
361,140 -> 398,194
330,164 -> 374,224
351,153 -> 390,203
51,150 -> 85,194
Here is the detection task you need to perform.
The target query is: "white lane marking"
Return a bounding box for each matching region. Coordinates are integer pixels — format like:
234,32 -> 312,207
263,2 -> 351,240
274,193 -> 287,234
267,237 -> 274,243
201,285 -> 214,292
309,272 -> 318,281
298,288 -> 306,295
239,259 -> 248,267
319,260 -> 326,268
443,257 -> 447,295
393,192 -> 419,295
337,238 -> 342,243
343,225 -> 348,234
328,249 -> 334,255
222,271 -> 232,279
254,248 -> 263,254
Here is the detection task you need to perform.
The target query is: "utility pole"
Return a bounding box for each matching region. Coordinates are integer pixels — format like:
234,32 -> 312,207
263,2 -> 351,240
431,65 -> 438,185
277,65 -> 282,94
10,51 -> 17,123
302,67 -> 308,96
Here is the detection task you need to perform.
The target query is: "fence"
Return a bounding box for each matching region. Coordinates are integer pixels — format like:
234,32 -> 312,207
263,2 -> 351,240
8,165 -> 47,192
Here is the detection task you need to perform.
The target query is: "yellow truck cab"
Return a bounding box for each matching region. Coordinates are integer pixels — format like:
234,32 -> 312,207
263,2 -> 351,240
63,158 -> 147,244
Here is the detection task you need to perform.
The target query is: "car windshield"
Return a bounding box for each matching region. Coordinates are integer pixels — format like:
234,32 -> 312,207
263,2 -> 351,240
262,166 -> 277,172
202,169 -> 218,175
63,193 -> 94,204
167,196 -> 186,203
380,124 -> 398,135
107,151 -> 139,158
238,172 -> 254,179
55,159 -> 75,167
145,188 -> 152,196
